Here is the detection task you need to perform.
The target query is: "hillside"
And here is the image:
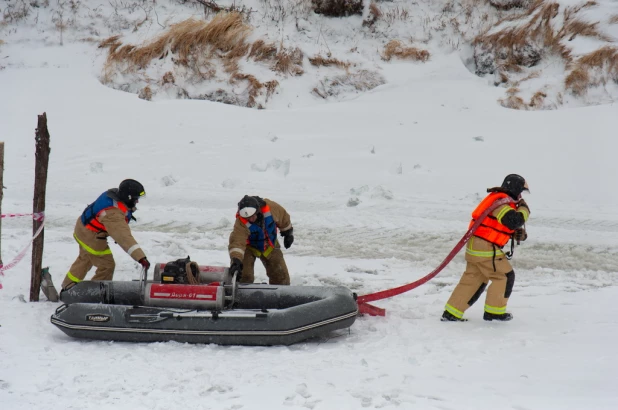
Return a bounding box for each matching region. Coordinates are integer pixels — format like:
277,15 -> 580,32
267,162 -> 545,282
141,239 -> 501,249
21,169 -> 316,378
2,0 -> 616,109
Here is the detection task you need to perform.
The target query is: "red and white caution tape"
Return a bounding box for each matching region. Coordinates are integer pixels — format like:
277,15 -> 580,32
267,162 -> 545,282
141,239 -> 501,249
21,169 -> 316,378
0,213 -> 46,289
1,212 -> 45,221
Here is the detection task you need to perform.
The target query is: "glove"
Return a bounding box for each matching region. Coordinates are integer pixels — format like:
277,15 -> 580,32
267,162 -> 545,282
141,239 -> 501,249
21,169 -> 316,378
281,228 -> 294,249
513,228 -> 527,243
139,257 -> 150,270
517,198 -> 530,212
230,257 -> 243,281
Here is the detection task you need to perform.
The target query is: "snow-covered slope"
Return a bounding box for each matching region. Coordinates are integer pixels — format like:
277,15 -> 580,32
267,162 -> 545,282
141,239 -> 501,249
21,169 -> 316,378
2,0 -> 616,109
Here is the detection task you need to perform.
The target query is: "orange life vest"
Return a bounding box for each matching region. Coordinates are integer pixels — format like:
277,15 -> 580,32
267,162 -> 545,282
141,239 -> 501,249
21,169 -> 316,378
83,197 -> 131,233
468,192 -> 515,247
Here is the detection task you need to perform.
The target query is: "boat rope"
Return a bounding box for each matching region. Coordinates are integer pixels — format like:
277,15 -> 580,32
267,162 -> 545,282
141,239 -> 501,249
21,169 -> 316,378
356,197 -> 514,316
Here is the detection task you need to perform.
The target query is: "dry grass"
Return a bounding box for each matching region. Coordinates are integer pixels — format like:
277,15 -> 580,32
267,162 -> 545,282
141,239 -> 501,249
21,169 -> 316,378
610,15 -> 618,24
162,71 -> 175,85
564,46 -> 618,95
512,71 -> 540,86
230,72 -> 264,108
564,68 -> 590,95
229,73 -> 280,108
560,19 -> 613,42
309,54 -> 351,69
100,13 -> 251,74
529,91 -> 547,107
273,47 -> 304,76
363,2 -> 382,27
264,80 -> 279,100
382,40 -> 430,62
369,3 -> 382,19
138,86 -> 153,101
499,94 -> 527,109
474,0 -> 607,71
248,40 -> 278,62
577,46 -> 618,68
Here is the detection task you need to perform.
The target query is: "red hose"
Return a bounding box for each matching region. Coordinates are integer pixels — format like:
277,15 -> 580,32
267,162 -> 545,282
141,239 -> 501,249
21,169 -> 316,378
357,197 -> 513,316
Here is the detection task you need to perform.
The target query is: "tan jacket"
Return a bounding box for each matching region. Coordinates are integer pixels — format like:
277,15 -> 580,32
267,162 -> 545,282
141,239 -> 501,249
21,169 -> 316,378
74,207 -> 146,261
465,202 -> 530,263
228,198 -> 292,260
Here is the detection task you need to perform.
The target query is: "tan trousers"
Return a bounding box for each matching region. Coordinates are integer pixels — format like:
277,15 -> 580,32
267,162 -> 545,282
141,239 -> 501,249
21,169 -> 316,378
445,257 -> 514,318
61,245 -> 116,289
240,247 -> 290,285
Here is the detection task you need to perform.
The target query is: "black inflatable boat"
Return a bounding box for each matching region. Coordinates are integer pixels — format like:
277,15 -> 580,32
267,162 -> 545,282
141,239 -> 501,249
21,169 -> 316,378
51,262 -> 358,346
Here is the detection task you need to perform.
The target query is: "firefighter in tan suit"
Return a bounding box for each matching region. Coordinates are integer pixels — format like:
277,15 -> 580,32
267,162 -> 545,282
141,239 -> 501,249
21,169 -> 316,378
61,179 -> 150,291
228,195 -> 294,285
442,174 -> 530,322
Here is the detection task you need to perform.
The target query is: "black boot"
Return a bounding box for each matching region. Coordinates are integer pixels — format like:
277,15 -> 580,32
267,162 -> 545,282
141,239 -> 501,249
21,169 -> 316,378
483,312 -> 513,321
441,311 -> 468,322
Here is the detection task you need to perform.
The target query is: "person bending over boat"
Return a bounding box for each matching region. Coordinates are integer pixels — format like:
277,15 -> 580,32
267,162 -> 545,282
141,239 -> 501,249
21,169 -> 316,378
228,195 -> 294,285
60,179 -> 149,291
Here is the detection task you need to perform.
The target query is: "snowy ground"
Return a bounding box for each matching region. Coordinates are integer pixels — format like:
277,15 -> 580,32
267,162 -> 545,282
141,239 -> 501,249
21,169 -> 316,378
1,11 -> 618,410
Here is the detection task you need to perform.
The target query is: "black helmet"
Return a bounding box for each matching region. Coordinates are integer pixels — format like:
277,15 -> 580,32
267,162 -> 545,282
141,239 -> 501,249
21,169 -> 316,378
237,195 -> 262,218
118,179 -> 145,208
501,174 -> 529,198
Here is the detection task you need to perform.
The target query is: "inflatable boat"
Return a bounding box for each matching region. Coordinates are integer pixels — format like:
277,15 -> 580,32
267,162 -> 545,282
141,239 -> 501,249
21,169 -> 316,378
51,261 -> 358,346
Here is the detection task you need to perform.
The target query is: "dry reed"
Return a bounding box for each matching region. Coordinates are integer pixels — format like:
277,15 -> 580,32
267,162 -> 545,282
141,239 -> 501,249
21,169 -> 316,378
309,54 -> 351,69
382,40 -> 430,62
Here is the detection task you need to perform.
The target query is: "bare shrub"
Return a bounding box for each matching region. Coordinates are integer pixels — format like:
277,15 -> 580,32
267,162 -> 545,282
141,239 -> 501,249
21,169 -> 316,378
382,40 -> 430,62
383,6 -> 410,25
488,0 -> 531,11
1,0 -> 31,23
312,0 -> 363,17
309,54 -> 351,69
258,0 -> 313,22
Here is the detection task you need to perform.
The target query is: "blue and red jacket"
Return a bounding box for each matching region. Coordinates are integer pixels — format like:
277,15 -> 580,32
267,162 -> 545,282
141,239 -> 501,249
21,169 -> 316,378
81,191 -> 133,233
238,204 -> 278,257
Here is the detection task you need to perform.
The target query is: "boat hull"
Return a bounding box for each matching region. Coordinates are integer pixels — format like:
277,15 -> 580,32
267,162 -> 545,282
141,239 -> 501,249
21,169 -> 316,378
51,283 -> 358,346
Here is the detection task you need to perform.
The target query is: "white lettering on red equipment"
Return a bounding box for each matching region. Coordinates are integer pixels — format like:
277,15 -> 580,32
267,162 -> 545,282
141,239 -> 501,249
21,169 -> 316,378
150,284 -> 218,300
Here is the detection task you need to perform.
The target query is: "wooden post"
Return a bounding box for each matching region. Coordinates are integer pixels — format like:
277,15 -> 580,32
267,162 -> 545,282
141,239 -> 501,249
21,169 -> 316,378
0,141 -> 4,268
30,113 -> 51,302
